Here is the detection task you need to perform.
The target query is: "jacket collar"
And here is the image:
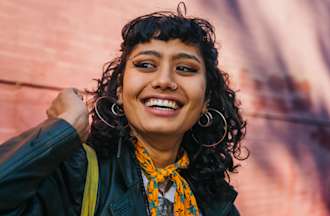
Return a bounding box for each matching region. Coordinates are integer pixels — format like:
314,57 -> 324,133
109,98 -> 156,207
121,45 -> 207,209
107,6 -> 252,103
194,181 -> 238,215
116,141 -> 140,188
115,142 -> 238,216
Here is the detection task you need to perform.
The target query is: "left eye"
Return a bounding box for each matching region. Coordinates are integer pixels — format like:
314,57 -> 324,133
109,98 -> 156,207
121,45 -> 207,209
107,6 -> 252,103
176,65 -> 198,73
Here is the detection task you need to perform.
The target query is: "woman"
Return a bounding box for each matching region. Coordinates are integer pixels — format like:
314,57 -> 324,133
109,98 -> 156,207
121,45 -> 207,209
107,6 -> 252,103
0,4 -> 246,216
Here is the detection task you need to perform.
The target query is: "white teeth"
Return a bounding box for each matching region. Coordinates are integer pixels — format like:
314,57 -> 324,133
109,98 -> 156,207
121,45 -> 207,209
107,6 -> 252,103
145,98 -> 179,109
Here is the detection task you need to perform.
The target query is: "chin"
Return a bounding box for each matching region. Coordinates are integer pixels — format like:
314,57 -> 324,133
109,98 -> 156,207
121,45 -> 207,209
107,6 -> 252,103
142,124 -> 185,136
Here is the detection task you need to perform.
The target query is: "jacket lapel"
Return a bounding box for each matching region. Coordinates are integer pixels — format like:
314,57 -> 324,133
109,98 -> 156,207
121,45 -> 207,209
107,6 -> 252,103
109,142 -> 149,216
108,142 -> 238,216
183,172 -> 238,216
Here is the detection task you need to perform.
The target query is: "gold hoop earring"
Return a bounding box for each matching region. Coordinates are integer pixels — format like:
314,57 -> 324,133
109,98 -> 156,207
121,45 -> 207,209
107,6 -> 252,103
94,96 -> 127,128
192,108 -> 228,147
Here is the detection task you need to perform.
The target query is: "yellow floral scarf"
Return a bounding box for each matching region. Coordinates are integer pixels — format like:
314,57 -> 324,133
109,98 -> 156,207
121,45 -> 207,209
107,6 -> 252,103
135,140 -> 200,216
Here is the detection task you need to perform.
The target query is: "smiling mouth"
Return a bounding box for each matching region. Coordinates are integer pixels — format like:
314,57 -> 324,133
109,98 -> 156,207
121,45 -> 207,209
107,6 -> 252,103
143,98 -> 182,110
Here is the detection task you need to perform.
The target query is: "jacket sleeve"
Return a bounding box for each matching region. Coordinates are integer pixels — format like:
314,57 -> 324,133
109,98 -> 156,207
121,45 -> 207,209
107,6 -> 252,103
0,118 -> 82,213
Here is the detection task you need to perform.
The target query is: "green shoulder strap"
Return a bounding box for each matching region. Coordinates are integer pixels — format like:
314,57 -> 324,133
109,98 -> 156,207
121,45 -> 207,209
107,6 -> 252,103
81,143 -> 99,216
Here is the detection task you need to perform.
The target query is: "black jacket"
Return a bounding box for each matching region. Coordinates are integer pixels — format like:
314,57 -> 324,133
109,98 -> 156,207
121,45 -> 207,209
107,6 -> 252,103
0,119 -> 240,216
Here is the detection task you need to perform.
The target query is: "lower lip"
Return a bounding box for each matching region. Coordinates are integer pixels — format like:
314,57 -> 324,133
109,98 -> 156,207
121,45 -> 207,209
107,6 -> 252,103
144,105 -> 180,117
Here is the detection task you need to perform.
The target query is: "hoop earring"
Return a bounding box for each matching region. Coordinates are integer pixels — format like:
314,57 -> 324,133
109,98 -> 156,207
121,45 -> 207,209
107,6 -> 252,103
192,108 -> 228,148
198,111 -> 213,127
94,96 -> 127,128
111,103 -> 125,117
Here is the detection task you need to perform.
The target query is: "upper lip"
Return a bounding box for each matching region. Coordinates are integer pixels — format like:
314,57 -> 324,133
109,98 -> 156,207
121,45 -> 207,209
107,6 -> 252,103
140,94 -> 184,107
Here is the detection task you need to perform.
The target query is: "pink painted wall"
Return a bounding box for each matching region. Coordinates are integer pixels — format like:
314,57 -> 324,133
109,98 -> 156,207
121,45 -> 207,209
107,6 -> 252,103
1,0 -> 329,215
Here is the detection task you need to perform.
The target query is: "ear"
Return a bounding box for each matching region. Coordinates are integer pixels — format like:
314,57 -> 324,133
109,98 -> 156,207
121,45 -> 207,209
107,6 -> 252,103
116,86 -> 123,105
202,98 -> 210,113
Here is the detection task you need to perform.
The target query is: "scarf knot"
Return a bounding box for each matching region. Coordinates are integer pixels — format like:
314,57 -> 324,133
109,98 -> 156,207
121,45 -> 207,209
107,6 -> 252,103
135,141 -> 200,216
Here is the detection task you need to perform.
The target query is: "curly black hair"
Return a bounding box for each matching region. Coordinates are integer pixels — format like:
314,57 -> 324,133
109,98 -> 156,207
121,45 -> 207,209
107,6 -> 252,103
87,3 -> 247,199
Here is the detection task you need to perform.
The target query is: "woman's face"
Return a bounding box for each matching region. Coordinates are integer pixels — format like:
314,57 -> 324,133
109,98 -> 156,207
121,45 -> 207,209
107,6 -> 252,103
118,39 -> 207,138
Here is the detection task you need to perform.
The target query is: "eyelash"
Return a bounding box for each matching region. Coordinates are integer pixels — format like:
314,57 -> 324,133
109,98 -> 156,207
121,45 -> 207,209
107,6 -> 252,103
133,61 -> 198,74
176,65 -> 198,73
133,61 -> 156,70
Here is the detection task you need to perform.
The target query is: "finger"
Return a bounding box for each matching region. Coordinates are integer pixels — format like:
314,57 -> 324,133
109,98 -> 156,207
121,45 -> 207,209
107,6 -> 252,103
84,125 -> 91,141
72,88 -> 84,100
72,88 -> 80,95
46,109 -> 57,118
81,127 -> 90,142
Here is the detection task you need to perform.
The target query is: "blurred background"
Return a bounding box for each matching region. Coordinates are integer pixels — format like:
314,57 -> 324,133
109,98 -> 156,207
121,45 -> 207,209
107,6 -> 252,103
0,0 -> 329,215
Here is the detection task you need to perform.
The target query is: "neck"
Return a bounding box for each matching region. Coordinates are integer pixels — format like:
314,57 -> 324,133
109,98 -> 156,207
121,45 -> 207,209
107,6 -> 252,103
135,133 -> 183,168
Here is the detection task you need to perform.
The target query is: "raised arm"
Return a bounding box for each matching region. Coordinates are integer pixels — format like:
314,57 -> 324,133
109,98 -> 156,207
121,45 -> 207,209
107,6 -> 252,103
0,88 -> 89,213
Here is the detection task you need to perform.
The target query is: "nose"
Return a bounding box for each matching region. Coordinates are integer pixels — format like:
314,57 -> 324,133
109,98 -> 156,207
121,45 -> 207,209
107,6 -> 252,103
151,66 -> 177,91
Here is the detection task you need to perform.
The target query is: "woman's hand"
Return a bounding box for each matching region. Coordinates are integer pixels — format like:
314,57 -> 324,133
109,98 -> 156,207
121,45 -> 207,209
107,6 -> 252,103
46,88 -> 89,142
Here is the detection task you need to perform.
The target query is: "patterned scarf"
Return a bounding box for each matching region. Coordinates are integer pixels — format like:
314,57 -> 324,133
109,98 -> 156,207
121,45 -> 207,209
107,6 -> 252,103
135,140 -> 200,216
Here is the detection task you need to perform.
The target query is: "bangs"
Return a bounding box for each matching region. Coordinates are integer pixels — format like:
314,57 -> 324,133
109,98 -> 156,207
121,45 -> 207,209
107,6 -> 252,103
120,12 -> 215,51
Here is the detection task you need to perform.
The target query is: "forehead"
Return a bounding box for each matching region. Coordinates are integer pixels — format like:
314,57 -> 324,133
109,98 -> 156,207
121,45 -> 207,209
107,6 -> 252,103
129,39 -> 203,60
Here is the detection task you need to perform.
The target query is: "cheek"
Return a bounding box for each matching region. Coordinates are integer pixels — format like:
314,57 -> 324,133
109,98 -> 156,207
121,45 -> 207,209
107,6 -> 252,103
121,71 -> 149,119
184,78 -> 207,120
121,71 -> 143,102
189,77 -> 207,104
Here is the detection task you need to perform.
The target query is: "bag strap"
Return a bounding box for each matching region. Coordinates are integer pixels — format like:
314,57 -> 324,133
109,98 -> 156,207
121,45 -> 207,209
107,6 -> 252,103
81,143 -> 99,216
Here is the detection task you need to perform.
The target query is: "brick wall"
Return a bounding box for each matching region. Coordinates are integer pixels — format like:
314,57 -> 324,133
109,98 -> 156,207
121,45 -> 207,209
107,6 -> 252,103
0,0 -> 329,215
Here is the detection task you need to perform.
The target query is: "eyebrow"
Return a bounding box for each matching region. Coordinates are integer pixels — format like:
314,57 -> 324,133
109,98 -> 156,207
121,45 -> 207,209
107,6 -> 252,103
132,50 -> 201,63
173,53 -> 201,63
132,50 -> 161,58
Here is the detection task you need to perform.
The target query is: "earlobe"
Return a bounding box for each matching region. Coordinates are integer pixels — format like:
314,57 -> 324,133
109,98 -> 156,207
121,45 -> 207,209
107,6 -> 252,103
202,98 -> 210,113
116,87 -> 123,105
202,103 -> 208,113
